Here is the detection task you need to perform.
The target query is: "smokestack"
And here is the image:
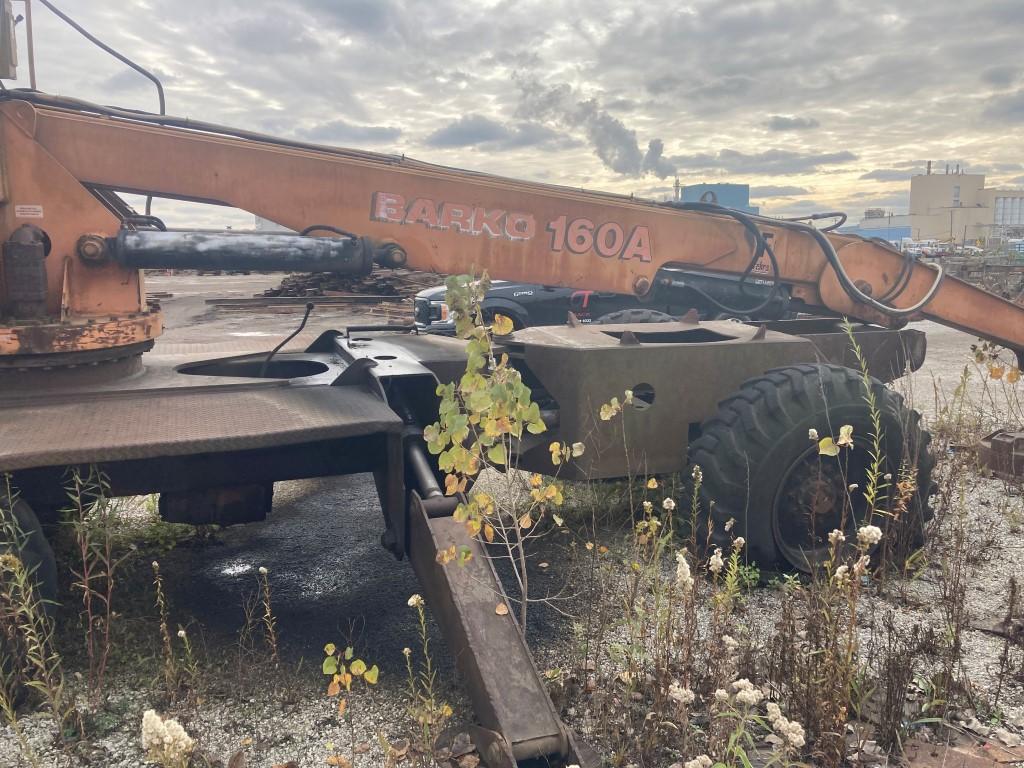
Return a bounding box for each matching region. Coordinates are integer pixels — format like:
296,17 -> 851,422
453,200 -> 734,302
946,164 -> 950,174
927,160 -> 932,175
956,163 -> 961,175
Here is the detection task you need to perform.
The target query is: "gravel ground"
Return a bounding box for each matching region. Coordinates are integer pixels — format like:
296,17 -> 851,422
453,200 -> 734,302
2,276 -> 1022,767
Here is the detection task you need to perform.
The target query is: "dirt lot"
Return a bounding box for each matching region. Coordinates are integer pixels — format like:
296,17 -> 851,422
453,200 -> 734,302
2,273 -> 1023,768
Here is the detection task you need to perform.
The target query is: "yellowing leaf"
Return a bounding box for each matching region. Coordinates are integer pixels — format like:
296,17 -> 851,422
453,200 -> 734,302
519,513 -> 533,529
552,513 -> 564,526
495,603 -> 509,616
530,473 -> 543,488
646,478 -> 658,489
1008,367 -> 1021,384
549,441 -> 562,466
990,365 -> 1005,380
350,659 -> 367,676
571,442 -> 585,458
483,523 -> 495,543
364,665 -> 379,684
327,680 -> 341,697
337,697 -> 347,717
324,643 -> 336,656
491,314 -> 515,336
818,437 -> 840,457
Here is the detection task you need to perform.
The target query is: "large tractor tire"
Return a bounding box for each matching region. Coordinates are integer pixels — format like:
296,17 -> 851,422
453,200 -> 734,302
0,496 -> 59,612
689,364 -> 934,573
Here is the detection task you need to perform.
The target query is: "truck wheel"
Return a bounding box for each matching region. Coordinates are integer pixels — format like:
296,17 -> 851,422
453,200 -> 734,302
689,364 -> 934,573
595,308 -> 676,324
0,497 -> 59,614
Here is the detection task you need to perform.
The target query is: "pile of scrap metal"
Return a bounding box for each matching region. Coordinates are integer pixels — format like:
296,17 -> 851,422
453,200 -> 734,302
939,256 -> 1024,304
261,266 -> 441,298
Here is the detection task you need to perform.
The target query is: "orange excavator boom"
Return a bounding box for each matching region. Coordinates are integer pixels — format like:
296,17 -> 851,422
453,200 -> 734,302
2,93 -> 1023,365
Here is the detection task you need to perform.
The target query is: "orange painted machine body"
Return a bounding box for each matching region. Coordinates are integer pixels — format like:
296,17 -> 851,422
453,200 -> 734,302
1,96 -> 1023,361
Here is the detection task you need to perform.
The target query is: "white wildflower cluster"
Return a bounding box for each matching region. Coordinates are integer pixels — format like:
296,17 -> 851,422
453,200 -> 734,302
692,465 -> 703,483
722,635 -> 739,654
713,688 -> 729,703
663,497 -> 677,512
643,500 -> 653,514
258,566 -> 268,575
407,593 -> 424,608
684,756 -> 713,768
857,524 -> 883,548
731,678 -> 764,707
808,428 -> 818,441
708,547 -> 724,575
668,681 -> 696,706
732,536 -> 745,551
765,702 -> 806,750
141,709 -> 194,766
833,564 -> 850,585
828,529 -> 845,547
675,550 -> 694,593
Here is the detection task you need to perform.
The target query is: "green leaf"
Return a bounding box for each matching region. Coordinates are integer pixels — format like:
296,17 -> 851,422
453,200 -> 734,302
487,443 -> 507,466
324,643 -> 336,656
363,665 -> 379,685
322,656 -> 339,676
344,646 -> 354,660
526,418 -> 547,435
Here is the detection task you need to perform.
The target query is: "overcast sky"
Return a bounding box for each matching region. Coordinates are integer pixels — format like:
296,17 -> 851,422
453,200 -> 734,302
9,0 -> 1024,226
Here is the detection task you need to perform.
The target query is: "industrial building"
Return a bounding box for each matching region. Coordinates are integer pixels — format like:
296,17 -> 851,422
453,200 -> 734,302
673,180 -> 759,214
845,165 -> 1024,243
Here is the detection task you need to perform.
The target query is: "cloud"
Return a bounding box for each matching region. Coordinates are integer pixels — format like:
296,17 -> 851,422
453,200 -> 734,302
672,149 -> 857,176
764,115 -> 820,131
302,119 -> 402,144
425,115 -> 510,147
981,65 -> 1019,87
424,114 -> 571,151
983,88 -> 1024,123
860,168 -> 918,181
750,185 -> 811,197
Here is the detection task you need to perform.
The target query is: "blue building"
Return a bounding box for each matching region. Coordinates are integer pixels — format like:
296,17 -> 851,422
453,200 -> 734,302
677,182 -> 759,214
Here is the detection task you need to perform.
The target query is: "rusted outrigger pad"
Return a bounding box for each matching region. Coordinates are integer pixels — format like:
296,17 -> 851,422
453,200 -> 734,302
408,492 -> 597,767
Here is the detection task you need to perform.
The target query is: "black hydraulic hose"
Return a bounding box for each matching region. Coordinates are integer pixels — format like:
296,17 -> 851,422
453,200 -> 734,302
300,224 -> 358,239
780,211 -> 848,232
36,0 -> 165,115
259,302 -> 314,378
660,201 -> 784,316
36,0 -> 166,216
795,220 -> 943,317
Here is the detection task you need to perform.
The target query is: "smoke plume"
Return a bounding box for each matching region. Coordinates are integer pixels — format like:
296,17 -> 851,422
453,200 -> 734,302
516,78 -> 676,179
